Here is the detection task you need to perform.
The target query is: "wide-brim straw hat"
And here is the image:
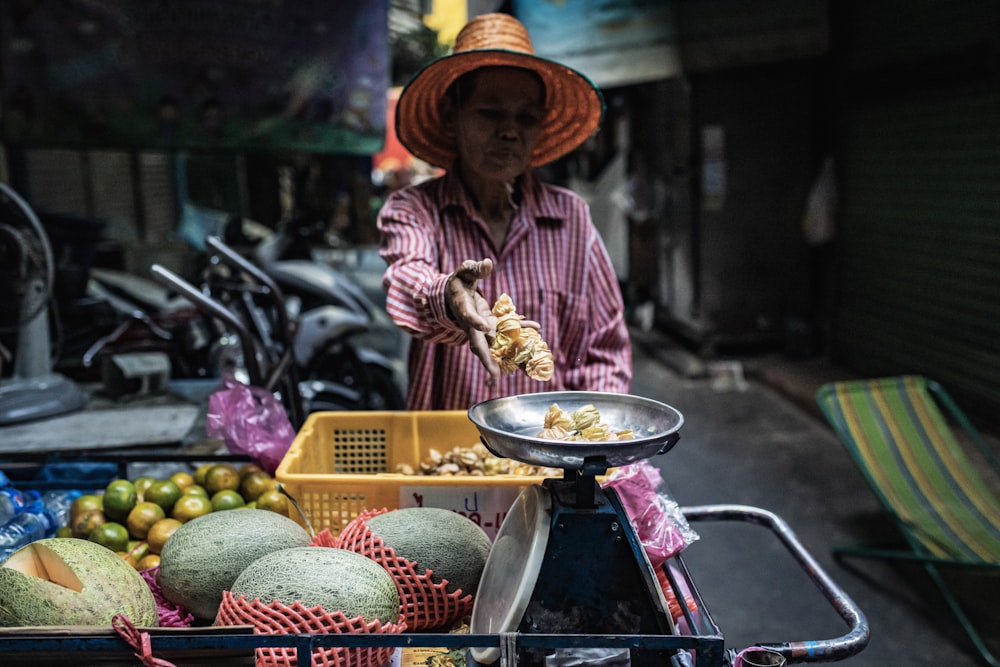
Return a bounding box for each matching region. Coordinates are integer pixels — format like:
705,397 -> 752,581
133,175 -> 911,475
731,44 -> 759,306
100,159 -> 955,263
396,13 -> 604,170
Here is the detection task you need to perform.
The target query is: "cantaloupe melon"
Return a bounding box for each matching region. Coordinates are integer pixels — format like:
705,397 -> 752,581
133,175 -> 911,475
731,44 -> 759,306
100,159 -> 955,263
364,507 -> 492,596
228,546 -> 400,624
0,537 -> 157,627
157,509 -> 311,620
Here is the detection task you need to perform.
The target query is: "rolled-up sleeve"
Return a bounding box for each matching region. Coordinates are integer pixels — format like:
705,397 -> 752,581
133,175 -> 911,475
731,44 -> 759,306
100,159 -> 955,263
378,188 -> 467,346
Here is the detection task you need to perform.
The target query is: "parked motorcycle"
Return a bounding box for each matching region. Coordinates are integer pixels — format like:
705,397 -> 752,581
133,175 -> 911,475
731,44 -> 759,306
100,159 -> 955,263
151,234 -> 402,426
56,266 -> 221,384
223,216 -> 406,409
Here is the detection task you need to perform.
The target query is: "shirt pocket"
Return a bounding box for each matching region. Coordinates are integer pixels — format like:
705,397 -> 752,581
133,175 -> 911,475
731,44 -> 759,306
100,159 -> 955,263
530,288 -> 588,370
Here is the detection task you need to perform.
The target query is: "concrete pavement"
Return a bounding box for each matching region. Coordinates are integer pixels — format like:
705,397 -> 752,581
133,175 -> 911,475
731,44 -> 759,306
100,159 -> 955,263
627,327 -> 998,666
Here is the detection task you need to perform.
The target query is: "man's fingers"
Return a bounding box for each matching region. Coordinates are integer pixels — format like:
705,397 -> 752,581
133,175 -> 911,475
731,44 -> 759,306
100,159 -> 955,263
455,258 -> 493,282
448,258 -> 502,382
468,329 -> 500,380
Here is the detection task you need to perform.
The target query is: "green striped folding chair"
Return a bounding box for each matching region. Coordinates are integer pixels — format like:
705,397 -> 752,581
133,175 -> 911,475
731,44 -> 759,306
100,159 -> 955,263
816,376 -> 1000,666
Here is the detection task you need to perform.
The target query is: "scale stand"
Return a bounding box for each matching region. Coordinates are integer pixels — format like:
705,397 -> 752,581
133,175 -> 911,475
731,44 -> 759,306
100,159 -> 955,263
470,458 -> 677,667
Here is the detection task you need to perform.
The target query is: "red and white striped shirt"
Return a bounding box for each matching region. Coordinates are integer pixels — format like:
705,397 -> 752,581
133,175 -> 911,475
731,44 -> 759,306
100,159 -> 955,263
378,170 -> 632,410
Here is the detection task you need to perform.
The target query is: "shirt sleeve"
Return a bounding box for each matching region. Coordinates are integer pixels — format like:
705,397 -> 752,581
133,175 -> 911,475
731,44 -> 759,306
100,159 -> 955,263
377,187 -> 468,347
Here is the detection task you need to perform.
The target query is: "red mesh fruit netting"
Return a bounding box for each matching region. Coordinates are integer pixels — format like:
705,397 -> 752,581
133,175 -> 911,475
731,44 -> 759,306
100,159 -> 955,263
141,566 -> 195,628
310,528 -> 338,548
216,591 -> 405,667
655,565 -> 699,621
336,508 -> 474,631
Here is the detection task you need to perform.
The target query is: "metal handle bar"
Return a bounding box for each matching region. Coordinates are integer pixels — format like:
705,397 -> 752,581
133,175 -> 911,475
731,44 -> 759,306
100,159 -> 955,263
682,503 -> 870,663
203,236 -> 306,426
149,264 -> 264,387
204,234 -> 296,342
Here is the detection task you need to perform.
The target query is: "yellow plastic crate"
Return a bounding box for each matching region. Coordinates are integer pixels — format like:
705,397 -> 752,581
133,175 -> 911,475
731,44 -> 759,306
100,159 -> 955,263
276,410 -> 555,540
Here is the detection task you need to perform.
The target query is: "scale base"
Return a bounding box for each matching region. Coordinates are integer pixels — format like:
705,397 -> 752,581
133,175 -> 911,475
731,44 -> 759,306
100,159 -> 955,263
472,475 -> 677,667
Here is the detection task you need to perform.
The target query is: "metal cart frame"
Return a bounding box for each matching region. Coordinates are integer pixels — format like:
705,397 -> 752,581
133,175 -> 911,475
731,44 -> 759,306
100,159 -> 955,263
0,503 -> 868,666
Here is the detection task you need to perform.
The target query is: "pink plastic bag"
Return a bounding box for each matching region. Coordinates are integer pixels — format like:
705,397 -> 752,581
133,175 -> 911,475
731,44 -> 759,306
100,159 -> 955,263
205,376 -> 296,474
602,460 -> 699,566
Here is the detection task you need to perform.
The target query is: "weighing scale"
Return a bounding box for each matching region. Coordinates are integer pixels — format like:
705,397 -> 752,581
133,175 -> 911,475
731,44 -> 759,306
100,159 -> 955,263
467,391 -> 686,667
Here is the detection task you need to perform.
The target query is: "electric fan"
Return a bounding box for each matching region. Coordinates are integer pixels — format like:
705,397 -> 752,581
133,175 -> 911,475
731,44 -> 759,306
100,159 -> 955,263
0,182 -> 86,425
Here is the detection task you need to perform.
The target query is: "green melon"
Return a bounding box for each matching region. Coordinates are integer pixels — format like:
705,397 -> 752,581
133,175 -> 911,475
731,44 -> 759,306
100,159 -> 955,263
228,546 -> 400,624
157,509 -> 311,620
365,507 -> 492,596
0,537 -> 157,627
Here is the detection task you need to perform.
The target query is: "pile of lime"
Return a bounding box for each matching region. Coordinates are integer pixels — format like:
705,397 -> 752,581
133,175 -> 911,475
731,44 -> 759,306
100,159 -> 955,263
59,463 -> 291,571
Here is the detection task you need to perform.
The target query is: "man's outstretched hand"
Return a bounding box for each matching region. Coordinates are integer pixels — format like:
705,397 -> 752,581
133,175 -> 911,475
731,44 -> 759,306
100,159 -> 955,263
446,258 -> 500,381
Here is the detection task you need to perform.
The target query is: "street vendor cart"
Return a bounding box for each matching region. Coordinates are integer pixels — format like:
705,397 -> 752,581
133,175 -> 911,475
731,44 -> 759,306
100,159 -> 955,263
0,392 -> 868,666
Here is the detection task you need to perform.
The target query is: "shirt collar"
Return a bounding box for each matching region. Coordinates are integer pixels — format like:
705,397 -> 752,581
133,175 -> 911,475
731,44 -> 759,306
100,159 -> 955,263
439,170 -> 562,227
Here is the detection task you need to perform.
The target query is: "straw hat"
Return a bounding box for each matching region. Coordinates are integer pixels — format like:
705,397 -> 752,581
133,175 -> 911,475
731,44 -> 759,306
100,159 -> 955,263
396,13 -> 604,169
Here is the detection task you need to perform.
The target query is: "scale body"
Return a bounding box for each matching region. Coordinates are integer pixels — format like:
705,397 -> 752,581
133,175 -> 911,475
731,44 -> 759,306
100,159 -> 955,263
470,467 -> 677,667
467,392 -> 687,667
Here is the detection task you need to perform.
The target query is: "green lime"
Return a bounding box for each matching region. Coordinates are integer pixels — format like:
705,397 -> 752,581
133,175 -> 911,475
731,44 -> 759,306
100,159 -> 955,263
170,470 -> 196,490
238,470 -> 273,502
70,494 -> 103,521
171,493 -> 213,523
88,521 -> 130,552
185,484 -> 209,497
210,489 -> 245,512
137,554 -> 161,571
132,476 -> 156,502
102,479 -> 137,522
126,501 -> 167,540
193,462 -> 215,487
146,517 -> 182,555
72,508 -> 106,539
204,464 -> 241,495
255,489 -> 288,516
126,540 -> 150,563
144,479 -> 183,512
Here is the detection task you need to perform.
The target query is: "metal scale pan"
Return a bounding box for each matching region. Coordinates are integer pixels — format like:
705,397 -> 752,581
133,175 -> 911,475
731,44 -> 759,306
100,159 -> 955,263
466,392 -> 685,667
468,391 -> 684,470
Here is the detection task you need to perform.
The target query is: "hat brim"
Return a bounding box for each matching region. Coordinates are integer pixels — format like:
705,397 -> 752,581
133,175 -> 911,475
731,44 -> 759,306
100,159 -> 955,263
396,49 -> 604,170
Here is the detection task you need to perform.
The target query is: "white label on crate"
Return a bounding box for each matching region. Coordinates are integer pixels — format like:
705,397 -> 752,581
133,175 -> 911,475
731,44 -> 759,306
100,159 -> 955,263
398,485 -> 523,540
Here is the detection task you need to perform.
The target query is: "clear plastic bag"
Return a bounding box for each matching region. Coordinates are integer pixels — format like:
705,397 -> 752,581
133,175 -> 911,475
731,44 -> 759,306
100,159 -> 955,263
205,376 -> 295,474
602,460 -> 699,566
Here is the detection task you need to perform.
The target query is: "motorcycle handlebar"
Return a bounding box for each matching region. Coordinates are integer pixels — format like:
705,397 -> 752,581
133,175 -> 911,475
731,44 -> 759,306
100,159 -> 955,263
204,235 -> 295,341
149,264 -> 265,387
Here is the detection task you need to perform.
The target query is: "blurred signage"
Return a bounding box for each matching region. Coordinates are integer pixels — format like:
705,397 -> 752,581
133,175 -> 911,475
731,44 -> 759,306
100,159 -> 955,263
373,87 -> 411,173
513,0 -> 827,87
514,0 -> 680,87
0,1 -> 389,154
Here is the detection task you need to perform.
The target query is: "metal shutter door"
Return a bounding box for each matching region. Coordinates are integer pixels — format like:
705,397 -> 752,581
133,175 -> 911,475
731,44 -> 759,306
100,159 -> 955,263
833,88 -> 1000,421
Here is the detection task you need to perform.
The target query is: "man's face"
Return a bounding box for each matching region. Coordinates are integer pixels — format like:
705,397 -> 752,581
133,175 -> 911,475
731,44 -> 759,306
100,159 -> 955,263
451,67 -> 544,182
